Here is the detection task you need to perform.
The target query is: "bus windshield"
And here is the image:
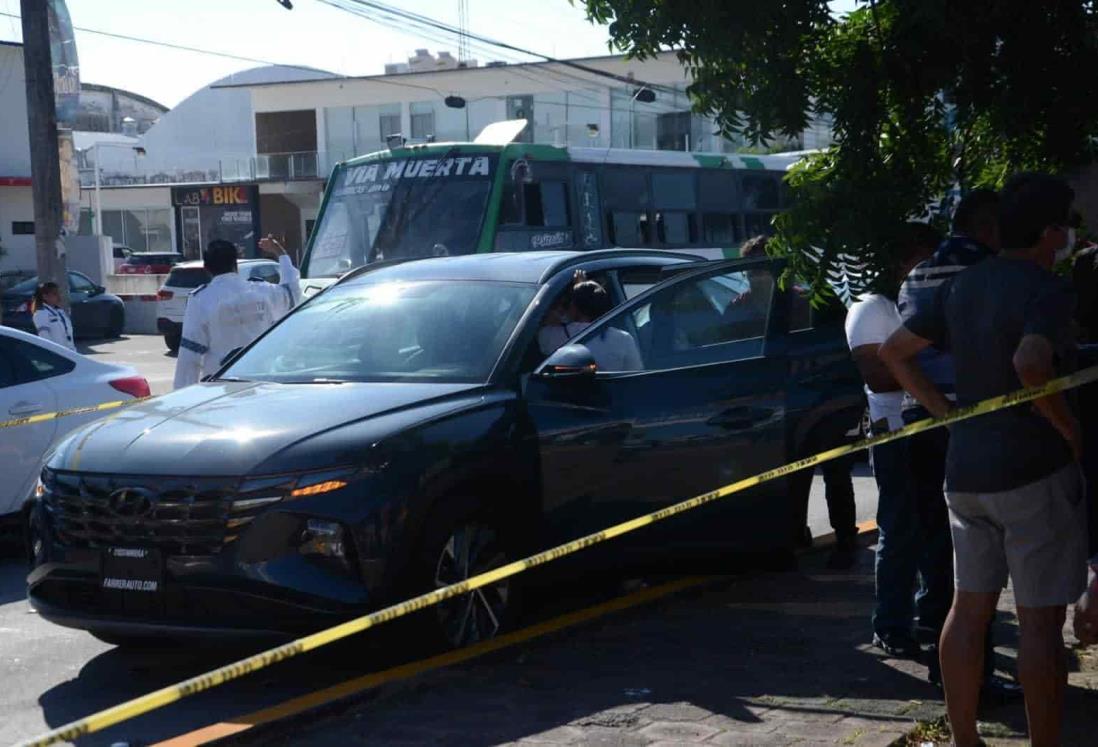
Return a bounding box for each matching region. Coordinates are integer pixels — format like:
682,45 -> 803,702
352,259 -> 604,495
305,152 -> 498,278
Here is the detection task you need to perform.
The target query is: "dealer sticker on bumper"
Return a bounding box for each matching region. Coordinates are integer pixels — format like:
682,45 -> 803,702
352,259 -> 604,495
101,547 -> 162,593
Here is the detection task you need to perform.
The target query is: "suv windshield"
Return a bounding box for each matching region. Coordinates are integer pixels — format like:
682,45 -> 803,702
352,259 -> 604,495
306,153 -> 498,278
224,279 -> 535,384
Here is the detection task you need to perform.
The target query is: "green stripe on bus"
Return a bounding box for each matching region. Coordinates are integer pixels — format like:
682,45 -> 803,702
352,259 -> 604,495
692,154 -> 728,169
739,157 -> 766,170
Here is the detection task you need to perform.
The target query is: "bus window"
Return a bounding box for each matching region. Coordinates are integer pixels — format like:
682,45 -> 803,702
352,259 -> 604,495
528,181 -> 570,227
609,211 -> 649,246
702,213 -> 743,245
652,171 -> 697,246
502,181 -> 571,228
657,212 -> 696,244
744,212 -> 777,237
742,174 -> 780,210
699,171 -> 738,208
652,172 -> 696,210
602,168 -> 649,209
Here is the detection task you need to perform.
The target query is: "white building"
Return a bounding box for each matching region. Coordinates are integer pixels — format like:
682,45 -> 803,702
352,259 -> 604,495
4,47 -> 835,272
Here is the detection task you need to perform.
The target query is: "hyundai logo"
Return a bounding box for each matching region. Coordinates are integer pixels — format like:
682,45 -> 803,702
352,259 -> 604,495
107,488 -> 154,518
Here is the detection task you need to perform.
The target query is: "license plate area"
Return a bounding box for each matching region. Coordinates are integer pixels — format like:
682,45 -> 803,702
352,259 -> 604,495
101,547 -> 163,594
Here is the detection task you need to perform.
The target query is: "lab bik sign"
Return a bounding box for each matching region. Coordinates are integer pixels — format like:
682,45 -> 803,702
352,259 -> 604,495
171,185 -> 262,260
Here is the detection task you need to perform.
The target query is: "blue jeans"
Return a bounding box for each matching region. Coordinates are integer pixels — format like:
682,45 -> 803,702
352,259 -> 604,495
871,430 -> 954,639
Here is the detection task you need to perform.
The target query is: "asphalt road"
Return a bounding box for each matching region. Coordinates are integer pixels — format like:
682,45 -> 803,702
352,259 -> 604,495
0,334 -> 881,747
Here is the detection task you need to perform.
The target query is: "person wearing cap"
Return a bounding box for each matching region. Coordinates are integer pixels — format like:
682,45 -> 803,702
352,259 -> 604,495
172,236 -> 302,389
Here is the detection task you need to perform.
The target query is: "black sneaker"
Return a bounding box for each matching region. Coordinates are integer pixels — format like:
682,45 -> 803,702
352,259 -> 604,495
872,631 -> 921,659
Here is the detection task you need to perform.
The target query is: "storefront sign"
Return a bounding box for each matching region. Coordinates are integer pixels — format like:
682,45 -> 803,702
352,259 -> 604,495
171,185 -> 261,259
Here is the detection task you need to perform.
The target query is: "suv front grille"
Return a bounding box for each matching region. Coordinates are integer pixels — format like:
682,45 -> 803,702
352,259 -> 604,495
43,473 -> 237,555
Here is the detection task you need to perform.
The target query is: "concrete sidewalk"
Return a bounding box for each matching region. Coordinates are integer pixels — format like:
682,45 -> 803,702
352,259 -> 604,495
251,540 -> 1098,747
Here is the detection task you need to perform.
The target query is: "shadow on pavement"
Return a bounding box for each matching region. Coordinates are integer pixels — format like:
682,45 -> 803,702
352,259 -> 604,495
76,337 -> 130,356
254,547 -> 1098,747
253,549 -> 935,746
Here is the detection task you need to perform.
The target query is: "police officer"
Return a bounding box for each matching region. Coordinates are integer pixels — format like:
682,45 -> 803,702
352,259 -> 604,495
31,282 -> 76,352
173,236 -> 302,389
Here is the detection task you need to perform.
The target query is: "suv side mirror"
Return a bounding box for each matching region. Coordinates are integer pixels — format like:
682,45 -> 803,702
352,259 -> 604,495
537,344 -> 598,379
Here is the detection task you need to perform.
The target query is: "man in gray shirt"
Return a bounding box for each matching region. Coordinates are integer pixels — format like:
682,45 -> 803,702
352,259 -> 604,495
881,173 -> 1084,747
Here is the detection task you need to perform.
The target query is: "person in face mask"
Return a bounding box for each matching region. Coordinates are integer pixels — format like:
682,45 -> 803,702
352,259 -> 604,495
881,173 -> 1083,747
538,269 -> 588,357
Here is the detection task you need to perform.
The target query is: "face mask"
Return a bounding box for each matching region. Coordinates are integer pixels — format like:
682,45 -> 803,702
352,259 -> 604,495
1056,227 -> 1076,264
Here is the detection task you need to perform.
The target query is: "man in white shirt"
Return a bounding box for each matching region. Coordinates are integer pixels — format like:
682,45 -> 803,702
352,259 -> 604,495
845,222 -> 945,660
173,237 -> 302,389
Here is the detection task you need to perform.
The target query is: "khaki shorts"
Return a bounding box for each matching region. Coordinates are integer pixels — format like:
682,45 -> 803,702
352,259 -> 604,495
945,463 -> 1088,607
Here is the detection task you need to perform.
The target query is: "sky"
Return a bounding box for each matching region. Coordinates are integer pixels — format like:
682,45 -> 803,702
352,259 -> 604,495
0,0 -> 862,109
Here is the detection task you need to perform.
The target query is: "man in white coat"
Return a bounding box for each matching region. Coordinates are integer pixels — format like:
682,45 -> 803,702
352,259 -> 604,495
173,237 -> 301,389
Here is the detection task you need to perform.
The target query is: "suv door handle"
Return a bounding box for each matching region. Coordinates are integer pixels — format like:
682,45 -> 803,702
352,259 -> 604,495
9,401 -> 44,416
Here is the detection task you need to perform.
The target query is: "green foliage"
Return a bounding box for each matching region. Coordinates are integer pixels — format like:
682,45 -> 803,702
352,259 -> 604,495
579,0 -> 1098,298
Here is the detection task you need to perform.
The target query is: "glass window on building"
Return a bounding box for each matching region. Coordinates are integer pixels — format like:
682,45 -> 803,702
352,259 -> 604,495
410,101 -> 436,140
468,98 -> 504,141
379,104 -> 402,141
434,101 -> 469,143
506,95 -> 534,143
351,105 -> 381,156
79,207 -> 172,252
531,92 -> 567,145
324,106 -> 355,162
565,89 -> 606,147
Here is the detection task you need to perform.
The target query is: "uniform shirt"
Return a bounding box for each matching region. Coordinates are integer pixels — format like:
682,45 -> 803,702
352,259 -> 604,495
844,293 -> 904,432
897,235 -> 994,408
33,304 -> 76,352
173,255 -> 301,389
905,257 -> 1077,493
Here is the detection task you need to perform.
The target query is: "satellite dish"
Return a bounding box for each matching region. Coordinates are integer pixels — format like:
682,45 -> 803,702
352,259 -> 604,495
474,118 -> 528,145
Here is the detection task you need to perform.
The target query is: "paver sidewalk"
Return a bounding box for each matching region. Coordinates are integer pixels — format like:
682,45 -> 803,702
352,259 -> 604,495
255,540 -> 1098,747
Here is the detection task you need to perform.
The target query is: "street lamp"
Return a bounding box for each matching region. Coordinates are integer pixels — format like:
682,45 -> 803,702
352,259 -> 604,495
89,142 -> 146,236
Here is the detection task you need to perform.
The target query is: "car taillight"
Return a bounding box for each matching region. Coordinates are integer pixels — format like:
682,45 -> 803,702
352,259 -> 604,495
109,376 -> 151,399
157,289 -> 173,300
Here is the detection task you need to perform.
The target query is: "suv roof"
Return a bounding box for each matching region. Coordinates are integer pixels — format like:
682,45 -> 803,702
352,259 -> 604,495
339,249 -> 702,287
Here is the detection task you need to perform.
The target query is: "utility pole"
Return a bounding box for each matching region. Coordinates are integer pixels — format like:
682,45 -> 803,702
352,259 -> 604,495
20,0 -> 70,308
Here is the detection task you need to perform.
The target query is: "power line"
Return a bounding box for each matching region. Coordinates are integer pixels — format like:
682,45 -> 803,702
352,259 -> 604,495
317,0 -> 681,97
316,0 -> 685,109
0,9 -> 449,98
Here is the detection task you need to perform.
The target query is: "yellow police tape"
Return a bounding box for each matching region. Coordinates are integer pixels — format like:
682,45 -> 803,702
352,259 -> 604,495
17,365 -> 1098,747
0,397 -> 152,431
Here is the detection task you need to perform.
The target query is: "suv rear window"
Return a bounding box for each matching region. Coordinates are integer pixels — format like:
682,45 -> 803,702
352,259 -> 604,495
165,267 -> 211,288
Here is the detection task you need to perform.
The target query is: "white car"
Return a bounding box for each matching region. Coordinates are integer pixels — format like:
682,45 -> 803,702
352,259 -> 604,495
0,325 -> 150,521
156,259 -> 282,353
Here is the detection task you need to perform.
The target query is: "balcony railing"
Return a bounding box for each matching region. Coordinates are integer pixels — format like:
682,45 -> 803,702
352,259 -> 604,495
77,150 -> 356,189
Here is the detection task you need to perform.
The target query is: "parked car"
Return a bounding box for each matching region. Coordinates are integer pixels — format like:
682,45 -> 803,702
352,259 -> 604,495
1,271 -> 126,339
118,252 -> 183,275
156,259 -> 283,352
25,250 -> 863,648
112,245 -> 133,273
1,269 -> 36,293
0,326 -> 149,524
